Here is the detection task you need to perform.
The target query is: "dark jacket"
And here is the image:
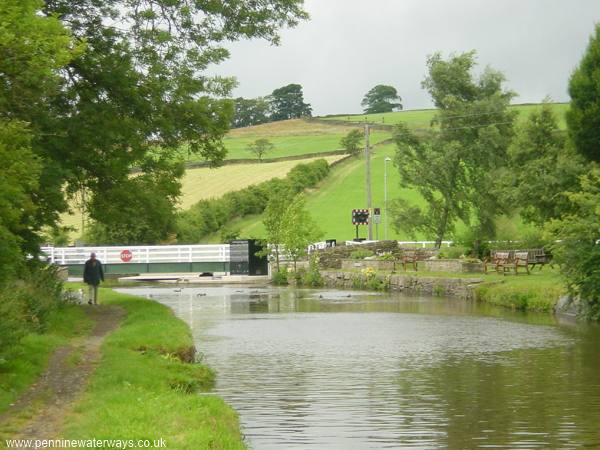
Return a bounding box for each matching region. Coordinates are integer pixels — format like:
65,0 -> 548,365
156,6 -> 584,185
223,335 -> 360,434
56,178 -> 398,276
83,259 -> 104,285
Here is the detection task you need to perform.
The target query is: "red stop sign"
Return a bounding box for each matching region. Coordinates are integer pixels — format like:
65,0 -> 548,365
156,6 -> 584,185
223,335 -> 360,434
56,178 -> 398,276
120,249 -> 133,262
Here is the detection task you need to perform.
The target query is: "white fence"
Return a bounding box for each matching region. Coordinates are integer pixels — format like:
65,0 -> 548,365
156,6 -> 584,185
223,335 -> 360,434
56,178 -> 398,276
41,245 -> 230,265
344,240 -> 453,248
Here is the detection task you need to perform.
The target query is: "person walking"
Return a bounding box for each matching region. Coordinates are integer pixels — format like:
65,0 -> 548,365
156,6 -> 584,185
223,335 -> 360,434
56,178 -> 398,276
83,252 -> 104,305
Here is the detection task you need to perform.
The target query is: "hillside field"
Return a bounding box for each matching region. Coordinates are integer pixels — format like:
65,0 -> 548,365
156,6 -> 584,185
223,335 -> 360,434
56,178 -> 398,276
321,102 -> 569,130
178,119 -> 391,162
61,154 -> 347,239
203,143 -> 535,243
201,144 -> 431,242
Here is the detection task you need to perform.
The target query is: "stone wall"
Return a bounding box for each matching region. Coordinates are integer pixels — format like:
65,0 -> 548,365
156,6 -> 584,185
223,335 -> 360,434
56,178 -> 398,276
422,259 -> 484,273
321,270 -> 484,300
340,259 -> 396,271
316,241 -> 399,269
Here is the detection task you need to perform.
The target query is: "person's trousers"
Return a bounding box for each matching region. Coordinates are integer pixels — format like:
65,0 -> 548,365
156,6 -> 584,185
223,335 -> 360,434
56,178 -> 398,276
88,284 -> 99,304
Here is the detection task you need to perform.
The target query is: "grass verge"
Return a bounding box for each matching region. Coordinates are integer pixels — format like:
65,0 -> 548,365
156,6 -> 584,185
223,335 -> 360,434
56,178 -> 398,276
62,287 -> 245,449
0,306 -> 94,414
474,270 -> 566,313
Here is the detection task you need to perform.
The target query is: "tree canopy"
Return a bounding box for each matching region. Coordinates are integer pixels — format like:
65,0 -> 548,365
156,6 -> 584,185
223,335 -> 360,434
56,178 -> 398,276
391,51 -> 516,247
0,0 -> 78,264
340,129 -> 363,155
0,0 -> 308,249
269,84 -> 312,121
232,97 -> 271,128
361,85 -> 402,114
501,101 -> 585,227
567,23 -> 600,163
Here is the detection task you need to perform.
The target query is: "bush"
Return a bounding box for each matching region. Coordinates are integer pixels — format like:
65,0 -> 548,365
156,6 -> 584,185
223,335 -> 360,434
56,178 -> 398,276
438,245 -> 468,259
0,265 -> 65,360
350,249 -> 374,260
300,254 -> 323,287
0,293 -> 27,362
272,267 -> 289,286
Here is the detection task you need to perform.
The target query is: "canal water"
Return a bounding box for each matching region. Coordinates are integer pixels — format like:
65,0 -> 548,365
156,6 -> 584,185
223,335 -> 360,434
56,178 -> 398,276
117,286 -> 600,449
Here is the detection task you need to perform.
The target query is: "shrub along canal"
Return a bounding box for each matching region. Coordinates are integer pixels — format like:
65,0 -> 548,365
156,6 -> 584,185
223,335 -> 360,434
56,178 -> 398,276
117,285 -> 600,450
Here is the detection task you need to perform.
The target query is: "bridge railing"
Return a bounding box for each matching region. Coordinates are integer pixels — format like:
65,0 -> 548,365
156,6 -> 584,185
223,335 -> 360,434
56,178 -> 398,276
41,245 -> 230,265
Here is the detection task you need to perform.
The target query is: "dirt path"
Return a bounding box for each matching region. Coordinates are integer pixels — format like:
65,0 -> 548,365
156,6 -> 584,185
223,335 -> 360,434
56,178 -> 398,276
0,305 -> 124,443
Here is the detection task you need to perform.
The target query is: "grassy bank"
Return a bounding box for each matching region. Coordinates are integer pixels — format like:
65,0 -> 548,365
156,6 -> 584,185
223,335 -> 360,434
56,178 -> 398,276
316,264 -> 565,313
0,306 -> 93,413
62,287 -> 245,449
473,270 -> 566,313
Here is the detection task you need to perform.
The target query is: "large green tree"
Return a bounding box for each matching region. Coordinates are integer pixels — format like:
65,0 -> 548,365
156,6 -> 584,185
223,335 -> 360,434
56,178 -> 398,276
361,85 -> 402,114
0,0 -> 77,261
567,23 -> 600,163
502,101 -> 585,227
391,51 -> 516,247
269,84 -> 312,121
18,0 -> 307,245
548,24 -> 600,319
547,168 -> 600,319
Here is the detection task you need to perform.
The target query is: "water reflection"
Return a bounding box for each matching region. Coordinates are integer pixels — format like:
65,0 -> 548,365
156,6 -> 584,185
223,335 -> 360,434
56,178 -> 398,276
118,286 -> 600,449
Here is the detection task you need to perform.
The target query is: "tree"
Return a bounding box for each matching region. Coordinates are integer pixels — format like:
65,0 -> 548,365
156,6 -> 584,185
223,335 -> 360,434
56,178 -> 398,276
0,0 -> 77,263
247,138 -> 275,161
84,161 -> 184,245
262,188 -> 294,271
566,23 -> 600,162
340,129 -> 363,155
2,0 -> 307,247
0,121 -> 41,283
546,168 -> 600,319
361,85 -> 402,114
281,196 -> 323,271
232,97 -> 271,128
391,51 -> 516,247
269,84 -> 312,121
502,101 -> 585,226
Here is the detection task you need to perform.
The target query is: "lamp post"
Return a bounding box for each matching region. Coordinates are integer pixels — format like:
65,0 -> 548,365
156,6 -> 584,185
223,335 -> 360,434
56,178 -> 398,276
384,157 -> 392,240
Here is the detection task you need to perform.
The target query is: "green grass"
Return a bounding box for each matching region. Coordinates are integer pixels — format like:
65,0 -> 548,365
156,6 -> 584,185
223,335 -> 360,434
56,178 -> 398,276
0,305 -> 94,413
214,141 -> 538,243
177,118 -> 391,162
221,131 -> 390,160
61,154 -> 346,239
62,288 -> 245,449
322,103 -> 569,130
474,269 -> 565,312
214,144 -> 453,242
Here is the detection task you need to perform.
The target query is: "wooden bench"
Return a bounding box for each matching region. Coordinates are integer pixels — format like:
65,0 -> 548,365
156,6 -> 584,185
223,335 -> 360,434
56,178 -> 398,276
518,248 -> 552,270
485,250 -> 530,275
399,248 -> 439,271
400,250 -> 419,271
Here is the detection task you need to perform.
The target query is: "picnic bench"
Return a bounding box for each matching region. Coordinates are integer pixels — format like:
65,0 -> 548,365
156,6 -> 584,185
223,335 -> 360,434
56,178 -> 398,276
399,248 -> 439,271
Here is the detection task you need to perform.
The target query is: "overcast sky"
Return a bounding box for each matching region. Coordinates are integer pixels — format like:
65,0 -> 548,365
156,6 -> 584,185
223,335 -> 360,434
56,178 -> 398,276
209,0 -> 600,116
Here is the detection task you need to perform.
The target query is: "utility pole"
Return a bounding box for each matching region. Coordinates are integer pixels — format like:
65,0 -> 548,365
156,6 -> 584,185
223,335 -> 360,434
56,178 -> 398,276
384,157 -> 391,240
365,124 -> 373,240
